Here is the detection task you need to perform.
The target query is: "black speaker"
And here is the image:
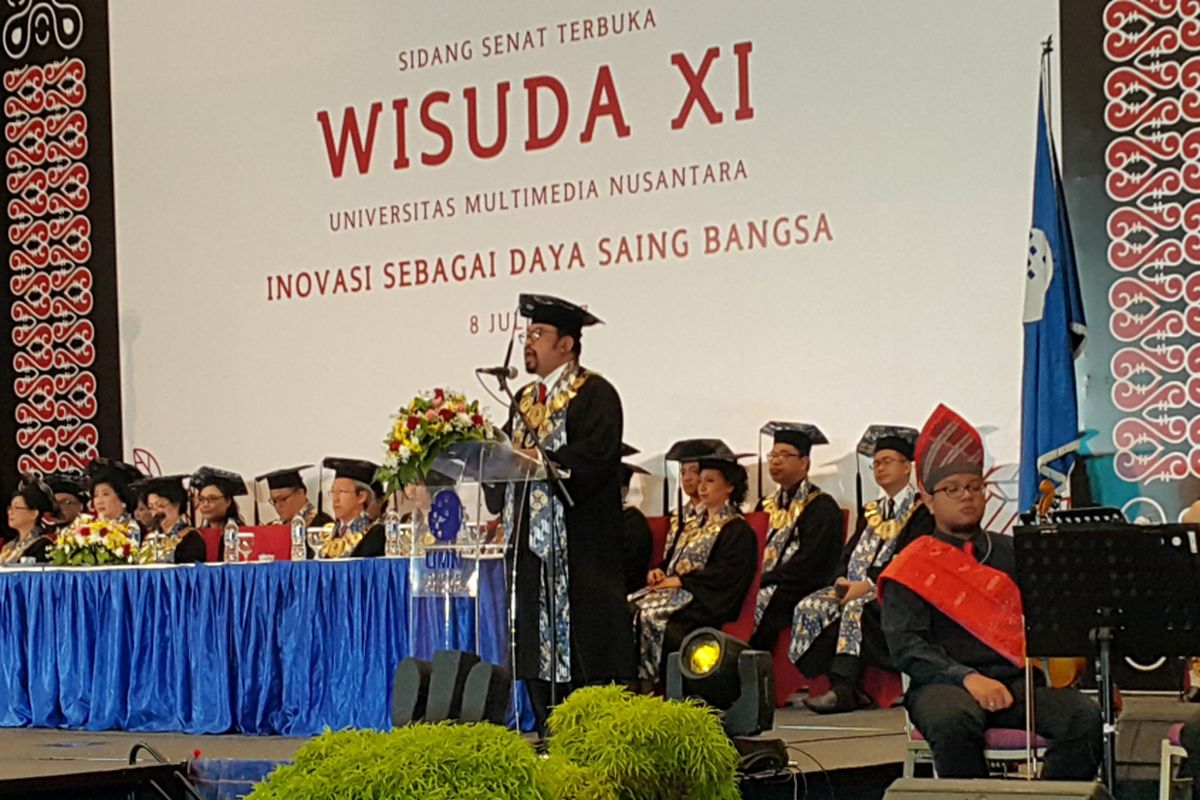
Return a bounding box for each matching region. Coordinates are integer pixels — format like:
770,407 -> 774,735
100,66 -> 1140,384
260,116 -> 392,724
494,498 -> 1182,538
724,651 -> 773,738
883,778 -> 1112,799
392,657 -> 432,726
425,649 -> 482,722
458,660 -> 511,725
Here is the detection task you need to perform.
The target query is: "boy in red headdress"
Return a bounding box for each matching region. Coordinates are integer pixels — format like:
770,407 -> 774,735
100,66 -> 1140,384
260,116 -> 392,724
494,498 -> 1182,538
879,405 -> 1101,780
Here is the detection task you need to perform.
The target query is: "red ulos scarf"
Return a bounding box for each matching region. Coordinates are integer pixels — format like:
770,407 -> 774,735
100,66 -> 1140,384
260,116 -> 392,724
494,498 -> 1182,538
878,534 -> 1025,667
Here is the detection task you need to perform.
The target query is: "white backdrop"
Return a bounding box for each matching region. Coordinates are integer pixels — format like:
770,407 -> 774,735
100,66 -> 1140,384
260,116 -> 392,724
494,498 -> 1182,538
108,1 -> 1058,512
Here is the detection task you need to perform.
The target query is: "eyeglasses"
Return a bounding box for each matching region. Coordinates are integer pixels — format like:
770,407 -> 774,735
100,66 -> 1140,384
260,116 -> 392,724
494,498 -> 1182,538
933,481 -> 989,499
269,490 -> 299,507
766,451 -> 801,462
197,494 -> 226,504
7,503 -> 31,511
525,327 -> 556,343
871,457 -> 907,469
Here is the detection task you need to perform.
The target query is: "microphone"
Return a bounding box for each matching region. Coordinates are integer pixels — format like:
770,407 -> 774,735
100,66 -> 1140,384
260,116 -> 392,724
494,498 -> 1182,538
476,365 -> 518,379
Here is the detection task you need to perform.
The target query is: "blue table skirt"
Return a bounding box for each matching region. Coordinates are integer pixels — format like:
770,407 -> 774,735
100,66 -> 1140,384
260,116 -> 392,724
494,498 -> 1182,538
0,558 -> 522,735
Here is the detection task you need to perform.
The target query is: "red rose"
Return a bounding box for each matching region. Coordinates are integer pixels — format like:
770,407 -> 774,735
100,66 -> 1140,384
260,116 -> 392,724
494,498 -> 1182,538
389,440 -> 401,452
434,388 -> 445,402
123,543 -> 131,557
407,416 -> 420,431
471,414 -> 484,426
439,408 -> 454,421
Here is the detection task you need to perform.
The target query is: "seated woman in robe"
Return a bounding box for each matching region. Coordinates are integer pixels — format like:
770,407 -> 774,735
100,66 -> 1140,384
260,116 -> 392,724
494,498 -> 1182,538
87,457 -> 143,534
0,478 -> 58,564
632,450 -> 757,686
135,475 -> 207,564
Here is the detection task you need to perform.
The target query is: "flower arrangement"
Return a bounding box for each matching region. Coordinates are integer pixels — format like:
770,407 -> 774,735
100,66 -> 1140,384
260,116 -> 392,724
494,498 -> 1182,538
48,514 -> 146,566
377,387 -> 499,494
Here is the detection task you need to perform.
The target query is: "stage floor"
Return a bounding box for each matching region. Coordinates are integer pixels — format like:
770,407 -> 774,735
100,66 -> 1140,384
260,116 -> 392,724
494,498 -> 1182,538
0,702 -> 910,782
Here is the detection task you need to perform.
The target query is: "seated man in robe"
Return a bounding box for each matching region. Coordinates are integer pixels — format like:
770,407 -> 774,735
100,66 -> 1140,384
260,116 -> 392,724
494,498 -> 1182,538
879,404 -> 1102,780
256,465 -> 333,528
316,457 -> 384,557
747,423 -> 844,651
795,425 -> 934,713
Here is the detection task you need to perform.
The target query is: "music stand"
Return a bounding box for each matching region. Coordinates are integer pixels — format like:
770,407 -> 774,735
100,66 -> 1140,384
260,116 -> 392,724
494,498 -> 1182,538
1013,518 -> 1200,793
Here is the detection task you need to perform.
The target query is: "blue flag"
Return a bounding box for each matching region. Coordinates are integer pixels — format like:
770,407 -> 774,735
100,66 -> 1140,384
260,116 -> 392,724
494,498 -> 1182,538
1019,81 -> 1087,511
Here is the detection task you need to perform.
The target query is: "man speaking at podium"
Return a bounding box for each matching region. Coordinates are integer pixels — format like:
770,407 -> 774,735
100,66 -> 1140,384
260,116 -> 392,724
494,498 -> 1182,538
497,294 -> 633,733
879,404 -> 1102,780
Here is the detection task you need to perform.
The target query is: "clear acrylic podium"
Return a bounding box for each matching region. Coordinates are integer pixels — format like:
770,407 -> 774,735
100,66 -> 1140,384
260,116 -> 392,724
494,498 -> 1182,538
401,439 -> 544,664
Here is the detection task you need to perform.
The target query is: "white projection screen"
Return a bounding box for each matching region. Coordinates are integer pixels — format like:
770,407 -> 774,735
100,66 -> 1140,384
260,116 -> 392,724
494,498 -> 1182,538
108,1 -> 1058,517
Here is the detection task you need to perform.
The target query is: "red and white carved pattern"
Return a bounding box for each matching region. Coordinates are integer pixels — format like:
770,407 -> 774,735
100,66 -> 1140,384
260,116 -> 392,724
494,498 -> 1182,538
4,57 -> 97,474
1104,1 -> 1200,490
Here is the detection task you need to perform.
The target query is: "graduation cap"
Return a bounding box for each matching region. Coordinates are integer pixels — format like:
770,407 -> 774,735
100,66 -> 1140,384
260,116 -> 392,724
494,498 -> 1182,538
87,457 -> 143,490
914,404 -> 984,492
322,457 -> 383,495
854,424 -> 919,511
661,439 -> 734,514
255,465 -> 313,492
132,474 -> 190,510
621,443 -> 650,488
42,471 -> 89,502
696,450 -> 752,486
86,457 -> 144,506
190,466 -> 249,497
518,293 -> 602,338
250,465 -> 315,524
756,422 -> 827,499
15,473 -> 58,518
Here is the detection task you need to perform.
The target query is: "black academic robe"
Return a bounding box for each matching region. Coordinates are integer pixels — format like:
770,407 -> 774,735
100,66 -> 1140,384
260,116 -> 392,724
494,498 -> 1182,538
350,523 -> 385,557
308,510 -> 335,529
749,489 -> 844,650
172,528 -> 207,564
498,370 -> 634,684
2,529 -> 53,563
622,506 -> 653,596
660,516 -> 757,666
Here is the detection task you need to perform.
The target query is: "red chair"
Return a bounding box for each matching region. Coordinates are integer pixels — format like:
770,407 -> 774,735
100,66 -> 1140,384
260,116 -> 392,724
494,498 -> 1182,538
198,525 -> 293,562
719,511 -> 769,642
646,515 -> 671,570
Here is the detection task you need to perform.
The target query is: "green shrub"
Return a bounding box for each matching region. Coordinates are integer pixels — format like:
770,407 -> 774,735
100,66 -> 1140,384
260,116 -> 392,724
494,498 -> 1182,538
247,723 -> 551,800
537,755 -> 618,800
546,685 -> 740,800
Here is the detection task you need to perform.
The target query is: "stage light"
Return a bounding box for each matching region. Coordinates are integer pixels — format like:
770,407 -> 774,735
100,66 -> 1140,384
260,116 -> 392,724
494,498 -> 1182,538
667,628 -> 774,738
392,650 -> 511,727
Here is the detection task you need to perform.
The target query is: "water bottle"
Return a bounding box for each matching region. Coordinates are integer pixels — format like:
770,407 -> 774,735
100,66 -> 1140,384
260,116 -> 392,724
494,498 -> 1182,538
384,511 -> 401,557
223,520 -> 239,564
290,518 -> 307,561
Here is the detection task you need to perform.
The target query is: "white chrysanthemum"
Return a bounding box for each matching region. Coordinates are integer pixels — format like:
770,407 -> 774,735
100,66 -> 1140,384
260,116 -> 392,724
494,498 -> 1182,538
399,446 -> 412,463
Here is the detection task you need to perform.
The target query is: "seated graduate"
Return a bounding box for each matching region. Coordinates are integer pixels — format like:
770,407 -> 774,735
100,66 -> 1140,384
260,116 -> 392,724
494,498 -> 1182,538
879,404 -> 1102,780
134,475 -> 206,564
632,449 -> 757,686
316,457 -> 384,558
747,423 -> 844,651
793,425 -> 934,714
44,472 -> 89,527
87,457 -> 144,530
256,465 -> 333,528
191,466 -> 247,528
0,477 -> 58,564
620,444 -> 653,597
660,438 -> 734,568
663,439 -> 708,526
